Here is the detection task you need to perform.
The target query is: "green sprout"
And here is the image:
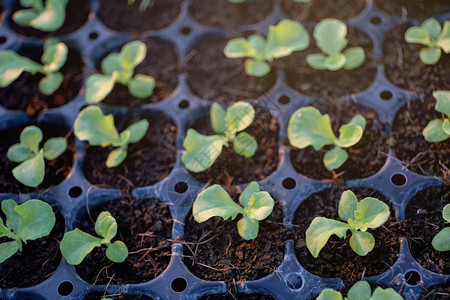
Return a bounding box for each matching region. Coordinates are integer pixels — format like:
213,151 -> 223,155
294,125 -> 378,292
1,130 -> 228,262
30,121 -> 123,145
307,18 -> 365,71
317,281 -> 403,300
306,190 -> 390,257
7,126 -> 67,187
74,106 -> 149,168
423,90 -> 450,142
224,19 -> 310,76
0,38 -> 68,95
193,182 -> 274,240
60,211 -> 128,265
127,0 -> 152,12
0,199 -> 56,264
12,0 -> 67,32
431,204 -> 450,252
287,106 -> 366,170
182,101 -> 257,173
405,19 -> 450,65
85,41 -> 155,104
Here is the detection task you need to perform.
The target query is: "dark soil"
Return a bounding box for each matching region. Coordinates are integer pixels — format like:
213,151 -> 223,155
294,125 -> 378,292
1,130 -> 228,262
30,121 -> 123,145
405,185 -> 449,274
98,38 -> 180,105
383,24 -> 450,98
186,35 -> 276,103
420,283 -> 450,300
391,96 -> 450,180
99,0 -> 182,32
0,45 -> 84,117
0,207 -> 65,288
190,0 -> 273,31
84,294 -> 153,300
281,0 -> 366,23
9,0 -> 90,37
200,294 -> 274,300
293,186 -> 403,287
188,107 -> 279,186
375,0 -> 450,21
75,197 -> 173,284
289,101 -> 388,181
183,194 -> 287,288
0,123 -> 75,194
84,112 -> 177,191
277,28 -> 376,99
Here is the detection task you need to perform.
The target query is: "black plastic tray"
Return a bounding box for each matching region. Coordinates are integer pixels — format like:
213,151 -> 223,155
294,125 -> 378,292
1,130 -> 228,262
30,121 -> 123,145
0,0 -> 448,299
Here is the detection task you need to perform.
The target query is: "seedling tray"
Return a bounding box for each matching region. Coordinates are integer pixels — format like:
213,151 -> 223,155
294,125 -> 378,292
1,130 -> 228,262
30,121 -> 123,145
0,0 -> 448,299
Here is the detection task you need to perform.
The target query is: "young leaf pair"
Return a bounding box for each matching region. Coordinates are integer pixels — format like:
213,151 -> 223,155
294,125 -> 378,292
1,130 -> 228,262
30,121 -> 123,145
85,41 -> 155,104
182,101 -> 257,173
0,199 -> 55,264
306,190 -> 390,257
0,38 -> 68,95
287,106 -> 366,170
405,19 -> 450,65
13,0 -> 67,32
60,211 -> 128,265
307,18 -> 365,71
317,281 -> 403,300
7,126 -> 67,187
193,182 -> 274,240
432,204 -> 450,252
224,19 -> 310,76
74,106 -> 149,168
423,90 -> 450,143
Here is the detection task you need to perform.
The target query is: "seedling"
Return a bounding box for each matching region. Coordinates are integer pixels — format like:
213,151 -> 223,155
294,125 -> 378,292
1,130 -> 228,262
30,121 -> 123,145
0,38 -> 68,95
182,101 -> 257,173
431,204 -> 450,252
74,106 -> 149,168
0,199 -> 55,264
405,19 -> 450,65
12,0 -> 67,32
7,126 -> 67,187
224,19 -> 309,76
317,281 -> 403,300
307,18 -> 365,71
128,0 -> 151,12
193,182 -> 274,240
423,90 -> 450,142
60,211 -> 128,265
306,190 -> 390,257
287,106 -> 366,170
85,41 -> 155,104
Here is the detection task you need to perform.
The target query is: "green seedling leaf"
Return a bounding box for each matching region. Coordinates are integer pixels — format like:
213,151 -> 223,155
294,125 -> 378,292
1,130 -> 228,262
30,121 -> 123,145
43,137 -> 67,160
423,90 -> 450,142
423,119 -> 448,142
74,106 -> 119,146
288,107 -> 366,170
343,47 -> 365,69
42,38 -> 68,73
60,211 -> 128,265
0,50 -> 41,87
2,200 -> 20,234
405,19 -> 450,64
128,74 -> 155,98
224,19 -> 309,77
85,73 -> 118,104
21,126 -> 42,154
226,101 -> 255,133
314,18 -> 347,56
126,119 -> 149,143
371,287 -> 404,300
39,72 -> 64,95
30,0 -> 66,32
347,280 -> 371,300
233,132 -> 257,158
211,103 -> 227,134
306,53 -> 327,70
317,289 -> 343,300
306,191 -> 389,257
432,204 -> 450,252
444,204 -> 450,222
193,182 -> 274,240
434,90 -> 450,116
106,147 -> 128,168
317,281 -> 404,300
12,9 -> 39,27
0,241 -> 21,264
6,144 -> 34,163
193,185 -> 244,223
12,150 -> 45,187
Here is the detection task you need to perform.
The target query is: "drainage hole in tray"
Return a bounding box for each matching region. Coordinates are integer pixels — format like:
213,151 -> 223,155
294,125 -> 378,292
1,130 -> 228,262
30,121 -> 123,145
0,37 -> 7,45
391,173 -> 407,186
279,95 -> 290,105
58,281 -> 74,296
89,32 -> 99,40
179,99 -> 190,109
181,27 -> 191,35
69,186 -> 83,198
171,277 -> 187,292
380,90 -> 393,100
370,16 -> 382,25
405,270 -> 421,285
286,273 -> 303,290
282,177 -> 296,190
174,182 -> 188,193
